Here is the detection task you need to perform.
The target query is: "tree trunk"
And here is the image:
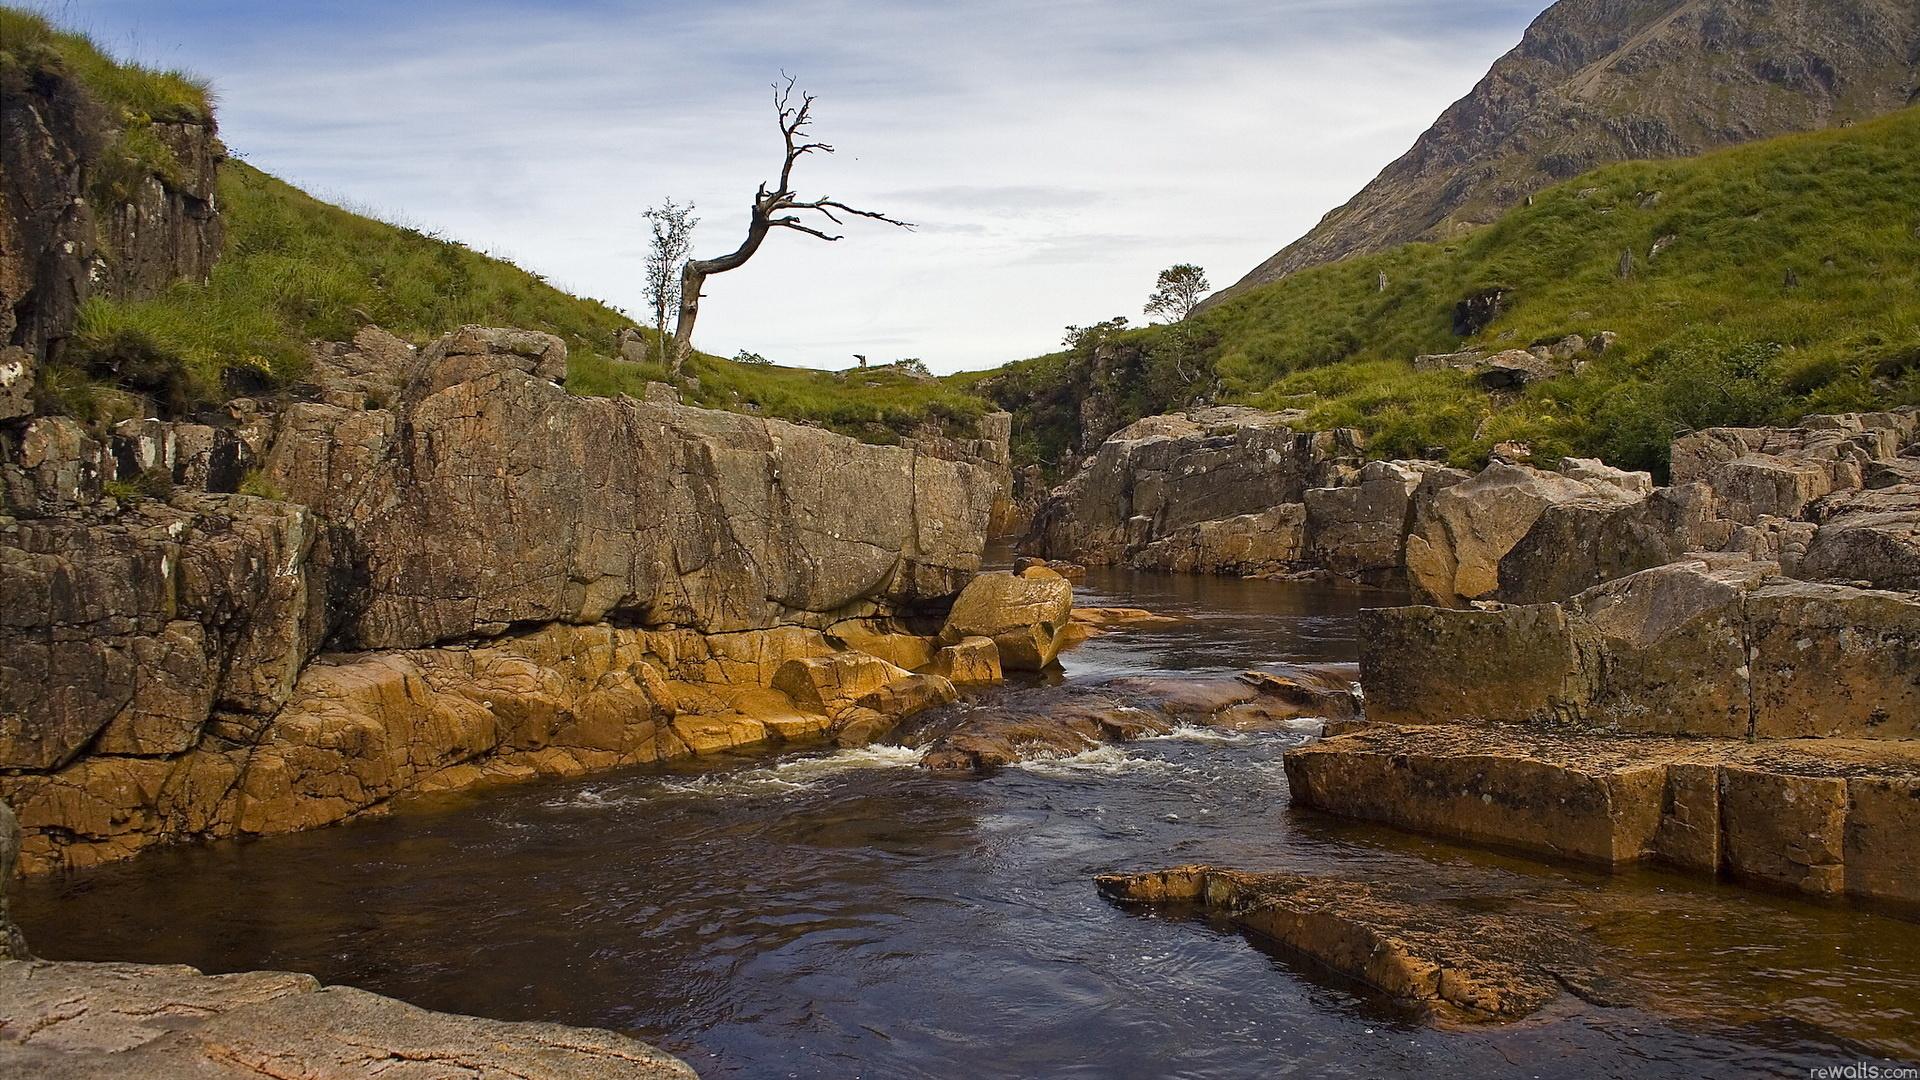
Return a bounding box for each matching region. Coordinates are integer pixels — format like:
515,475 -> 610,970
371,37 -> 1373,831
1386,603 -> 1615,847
670,262 -> 709,378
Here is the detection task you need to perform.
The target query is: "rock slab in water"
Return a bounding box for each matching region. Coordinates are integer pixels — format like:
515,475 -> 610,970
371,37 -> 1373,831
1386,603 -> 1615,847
0,959 -> 696,1078
1095,866 -> 1583,1022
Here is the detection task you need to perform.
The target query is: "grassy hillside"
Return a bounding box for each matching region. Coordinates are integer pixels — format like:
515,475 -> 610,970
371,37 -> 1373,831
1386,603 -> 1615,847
980,106 -> 1920,478
8,7 -> 983,443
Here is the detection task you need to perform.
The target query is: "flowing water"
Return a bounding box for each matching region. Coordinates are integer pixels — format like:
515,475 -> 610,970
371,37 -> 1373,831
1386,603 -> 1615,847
16,564 -> 1920,1078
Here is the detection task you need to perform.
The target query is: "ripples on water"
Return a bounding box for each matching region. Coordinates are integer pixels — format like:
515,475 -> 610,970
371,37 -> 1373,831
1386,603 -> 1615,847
16,562 -> 1920,1078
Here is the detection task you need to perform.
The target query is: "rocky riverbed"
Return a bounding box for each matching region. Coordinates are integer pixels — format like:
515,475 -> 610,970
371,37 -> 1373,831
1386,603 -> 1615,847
13,564 -> 1919,1077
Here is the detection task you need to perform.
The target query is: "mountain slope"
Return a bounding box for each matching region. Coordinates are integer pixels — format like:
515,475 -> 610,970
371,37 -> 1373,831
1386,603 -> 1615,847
976,105 -> 1920,478
1209,0 -> 1920,305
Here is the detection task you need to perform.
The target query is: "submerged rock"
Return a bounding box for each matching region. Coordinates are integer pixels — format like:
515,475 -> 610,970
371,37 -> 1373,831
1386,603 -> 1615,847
915,668 -> 1356,774
1096,866 -> 1585,1023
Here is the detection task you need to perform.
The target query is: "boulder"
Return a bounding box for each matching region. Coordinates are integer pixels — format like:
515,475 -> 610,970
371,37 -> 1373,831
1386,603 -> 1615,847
1357,603 -> 1586,727
1403,462 -> 1642,606
1477,349 -> 1561,389
1023,407 -> 1363,564
929,637 -> 1002,686
1128,503 -> 1307,576
1746,578 -> 1920,739
1012,556 -> 1086,582
1799,485 -> 1920,591
939,568 -> 1074,670
772,651 -> 954,724
1494,482 -> 1722,604
1304,460 -> 1436,585
1568,558 -> 1769,737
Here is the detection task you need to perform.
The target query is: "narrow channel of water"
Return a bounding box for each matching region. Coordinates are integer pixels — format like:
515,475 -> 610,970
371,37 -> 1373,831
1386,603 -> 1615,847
17,564 -> 1920,1077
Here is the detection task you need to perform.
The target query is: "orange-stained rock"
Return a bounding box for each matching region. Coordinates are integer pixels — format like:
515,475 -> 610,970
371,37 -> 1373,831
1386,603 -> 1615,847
939,569 -> 1073,670
928,637 -> 1001,686
1284,723 -> 1920,904
0,623 -> 952,875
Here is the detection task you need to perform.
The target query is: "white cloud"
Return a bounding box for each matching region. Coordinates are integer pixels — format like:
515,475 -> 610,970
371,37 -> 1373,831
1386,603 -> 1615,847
69,0 -> 1543,372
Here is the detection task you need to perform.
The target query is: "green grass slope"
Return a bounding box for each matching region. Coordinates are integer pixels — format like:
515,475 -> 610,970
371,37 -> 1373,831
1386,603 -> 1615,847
8,7 -> 982,443
981,106 -> 1920,478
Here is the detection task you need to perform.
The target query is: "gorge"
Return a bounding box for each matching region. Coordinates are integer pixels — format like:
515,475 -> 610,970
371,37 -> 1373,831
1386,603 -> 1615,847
5,1 -> 1920,1077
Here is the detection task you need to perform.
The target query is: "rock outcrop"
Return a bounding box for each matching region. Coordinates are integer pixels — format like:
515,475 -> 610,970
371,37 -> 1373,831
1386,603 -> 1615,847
1297,553 -> 1920,904
1403,460 -> 1651,607
1287,723 -> 1920,904
1210,0 -> 1920,302
938,567 -> 1074,670
265,326 -> 995,646
0,959 -> 696,1078
0,327 -> 1023,874
0,40 -> 223,392
1023,408 -> 1363,566
1409,411 -> 1919,606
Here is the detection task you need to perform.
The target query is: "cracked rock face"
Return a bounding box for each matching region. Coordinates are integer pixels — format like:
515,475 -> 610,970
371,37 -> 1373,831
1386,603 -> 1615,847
1023,408 -> 1364,566
265,335 -> 999,646
0,327 -> 1016,873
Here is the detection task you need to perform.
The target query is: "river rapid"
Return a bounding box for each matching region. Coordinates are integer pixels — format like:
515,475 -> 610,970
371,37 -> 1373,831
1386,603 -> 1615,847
17,564 -> 1920,1078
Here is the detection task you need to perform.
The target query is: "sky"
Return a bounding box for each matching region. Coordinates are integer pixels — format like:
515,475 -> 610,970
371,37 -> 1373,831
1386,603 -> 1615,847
51,0 -> 1544,372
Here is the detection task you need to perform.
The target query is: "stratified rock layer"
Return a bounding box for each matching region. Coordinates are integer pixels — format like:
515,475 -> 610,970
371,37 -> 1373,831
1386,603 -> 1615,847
1285,724 -> 1920,904
0,327 -> 1016,873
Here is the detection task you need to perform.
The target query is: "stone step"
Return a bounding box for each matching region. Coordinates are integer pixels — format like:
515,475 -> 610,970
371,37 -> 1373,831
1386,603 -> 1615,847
1283,723 -> 1920,905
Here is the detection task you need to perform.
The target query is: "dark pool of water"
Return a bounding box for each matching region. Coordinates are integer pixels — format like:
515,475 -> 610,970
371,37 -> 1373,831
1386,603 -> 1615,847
17,564 -> 1920,1078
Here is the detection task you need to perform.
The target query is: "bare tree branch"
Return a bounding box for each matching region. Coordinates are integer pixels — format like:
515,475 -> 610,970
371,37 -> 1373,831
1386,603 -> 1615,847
667,75 -> 914,376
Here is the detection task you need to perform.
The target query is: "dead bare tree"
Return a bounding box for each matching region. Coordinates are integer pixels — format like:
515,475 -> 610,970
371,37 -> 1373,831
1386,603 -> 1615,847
668,74 -> 912,377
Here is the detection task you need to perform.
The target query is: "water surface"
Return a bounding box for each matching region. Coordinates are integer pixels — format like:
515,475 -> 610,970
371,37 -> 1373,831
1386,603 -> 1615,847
18,564 -> 1920,1077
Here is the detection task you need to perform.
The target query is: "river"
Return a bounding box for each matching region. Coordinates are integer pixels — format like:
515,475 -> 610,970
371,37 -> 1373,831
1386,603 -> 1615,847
16,565 -> 1920,1078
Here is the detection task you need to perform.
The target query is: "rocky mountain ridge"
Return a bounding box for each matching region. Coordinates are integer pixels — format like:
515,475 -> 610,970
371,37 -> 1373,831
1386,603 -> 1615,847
1210,0 -> 1920,304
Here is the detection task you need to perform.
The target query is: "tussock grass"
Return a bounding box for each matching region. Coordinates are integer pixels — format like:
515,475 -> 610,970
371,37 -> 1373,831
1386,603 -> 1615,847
0,7 -> 212,123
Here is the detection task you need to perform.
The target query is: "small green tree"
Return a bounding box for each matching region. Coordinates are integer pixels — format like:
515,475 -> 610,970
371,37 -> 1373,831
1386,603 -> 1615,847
642,198 -> 698,366
1062,316 -> 1129,352
1144,263 -> 1209,323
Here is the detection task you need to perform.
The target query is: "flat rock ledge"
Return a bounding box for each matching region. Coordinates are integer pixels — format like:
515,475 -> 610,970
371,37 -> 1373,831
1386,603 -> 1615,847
0,959 -> 696,1079
1095,866 -> 1587,1023
1285,723 -> 1920,905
